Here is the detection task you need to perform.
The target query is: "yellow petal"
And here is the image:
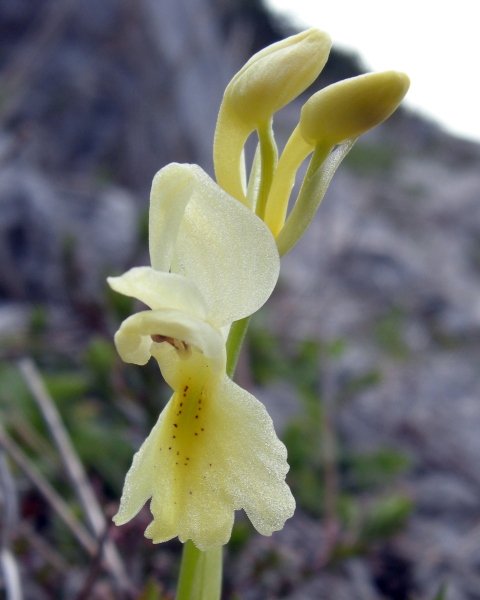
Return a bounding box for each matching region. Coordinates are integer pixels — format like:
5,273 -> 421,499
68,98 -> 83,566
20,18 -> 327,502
113,309 -> 225,366
107,267 -> 209,319
114,369 -> 295,550
300,71 -> 410,146
149,164 -> 280,328
148,164 -> 196,272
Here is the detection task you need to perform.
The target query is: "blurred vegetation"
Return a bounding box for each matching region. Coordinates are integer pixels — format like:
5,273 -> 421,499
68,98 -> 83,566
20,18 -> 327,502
0,279 -> 176,595
0,285 -> 416,597
247,318 -> 414,561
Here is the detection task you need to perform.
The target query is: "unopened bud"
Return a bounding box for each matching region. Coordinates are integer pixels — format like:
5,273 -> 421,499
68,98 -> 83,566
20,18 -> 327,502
227,28 -> 331,127
300,71 -> 410,145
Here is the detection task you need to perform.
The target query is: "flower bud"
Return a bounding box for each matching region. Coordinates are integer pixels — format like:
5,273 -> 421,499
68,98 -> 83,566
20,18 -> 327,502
300,71 -> 410,145
227,28 -> 331,127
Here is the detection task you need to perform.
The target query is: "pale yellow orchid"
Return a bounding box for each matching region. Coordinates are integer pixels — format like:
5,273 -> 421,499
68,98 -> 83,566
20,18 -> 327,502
108,163 -> 294,551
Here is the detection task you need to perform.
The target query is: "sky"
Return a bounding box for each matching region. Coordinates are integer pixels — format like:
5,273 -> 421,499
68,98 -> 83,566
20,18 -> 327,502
265,0 -> 479,143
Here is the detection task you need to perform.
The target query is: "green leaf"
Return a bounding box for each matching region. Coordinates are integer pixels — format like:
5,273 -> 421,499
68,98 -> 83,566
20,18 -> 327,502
432,583 -> 447,600
138,579 -> 167,600
360,495 -> 414,542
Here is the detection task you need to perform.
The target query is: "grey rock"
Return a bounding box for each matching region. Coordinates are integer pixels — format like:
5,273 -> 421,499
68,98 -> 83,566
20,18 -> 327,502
0,165 -> 138,303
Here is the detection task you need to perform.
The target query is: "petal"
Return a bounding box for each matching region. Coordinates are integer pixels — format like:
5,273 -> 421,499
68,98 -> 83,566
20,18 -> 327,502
114,372 -> 295,550
107,267 -> 209,319
148,163 -> 196,272
168,165 -> 280,326
113,309 -> 224,365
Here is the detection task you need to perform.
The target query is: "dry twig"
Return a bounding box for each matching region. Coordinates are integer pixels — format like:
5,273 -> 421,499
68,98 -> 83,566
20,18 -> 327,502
0,450 -> 23,600
0,425 -> 97,556
17,521 -> 69,574
18,358 -> 134,595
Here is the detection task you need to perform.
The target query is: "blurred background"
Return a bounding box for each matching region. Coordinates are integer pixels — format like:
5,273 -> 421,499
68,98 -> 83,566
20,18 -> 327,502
1,0 -> 480,598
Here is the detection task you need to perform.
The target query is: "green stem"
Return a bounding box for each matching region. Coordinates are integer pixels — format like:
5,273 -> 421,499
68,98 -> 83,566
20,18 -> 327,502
175,316 -> 251,600
175,541 -> 222,600
255,119 -> 277,221
226,316 -> 251,379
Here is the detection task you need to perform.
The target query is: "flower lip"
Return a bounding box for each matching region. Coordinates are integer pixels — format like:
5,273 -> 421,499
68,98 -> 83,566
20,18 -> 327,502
113,366 -> 295,550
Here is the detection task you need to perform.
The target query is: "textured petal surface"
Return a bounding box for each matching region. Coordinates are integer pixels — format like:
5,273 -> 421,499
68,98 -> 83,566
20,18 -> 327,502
171,165 -> 280,326
148,164 -> 196,272
107,267 -> 209,318
149,163 -> 279,327
114,309 -> 225,365
114,367 -> 295,551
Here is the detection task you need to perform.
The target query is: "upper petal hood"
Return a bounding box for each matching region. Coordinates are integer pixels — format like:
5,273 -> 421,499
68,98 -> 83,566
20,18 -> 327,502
149,163 -> 280,327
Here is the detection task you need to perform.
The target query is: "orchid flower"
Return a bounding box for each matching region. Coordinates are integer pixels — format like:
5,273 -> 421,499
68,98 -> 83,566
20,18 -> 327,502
107,163 -> 294,551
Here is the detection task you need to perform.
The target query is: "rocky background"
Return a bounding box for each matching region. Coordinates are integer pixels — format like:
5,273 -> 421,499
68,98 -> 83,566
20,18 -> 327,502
1,0 -> 480,599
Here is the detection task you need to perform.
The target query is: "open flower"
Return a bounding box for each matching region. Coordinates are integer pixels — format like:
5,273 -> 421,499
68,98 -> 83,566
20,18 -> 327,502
108,163 -> 295,550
